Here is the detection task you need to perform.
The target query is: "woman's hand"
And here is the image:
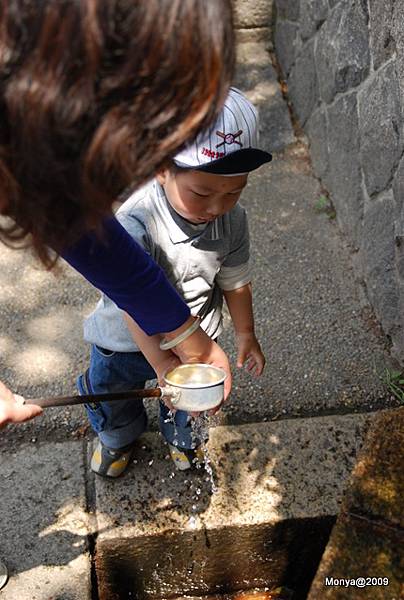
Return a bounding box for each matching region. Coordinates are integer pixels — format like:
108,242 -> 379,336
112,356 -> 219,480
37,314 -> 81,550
0,381 -> 43,428
166,317 -> 232,406
126,313 -> 232,414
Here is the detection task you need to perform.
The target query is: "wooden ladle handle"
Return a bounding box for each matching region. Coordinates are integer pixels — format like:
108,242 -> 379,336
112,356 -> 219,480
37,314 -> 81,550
27,387 -> 163,408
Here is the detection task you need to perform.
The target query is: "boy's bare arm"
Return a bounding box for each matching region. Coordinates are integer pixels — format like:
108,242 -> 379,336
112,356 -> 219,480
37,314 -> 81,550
223,284 -> 266,376
123,313 -> 180,384
224,283 -> 254,333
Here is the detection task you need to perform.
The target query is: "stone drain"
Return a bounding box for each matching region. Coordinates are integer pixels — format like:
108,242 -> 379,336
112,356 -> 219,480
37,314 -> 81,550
92,414 -> 373,600
95,517 -> 333,600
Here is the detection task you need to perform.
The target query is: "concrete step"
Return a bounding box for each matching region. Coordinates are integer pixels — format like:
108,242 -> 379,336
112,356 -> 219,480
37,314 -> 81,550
0,441 -> 91,600
0,410 -> 385,598
94,411 -> 376,600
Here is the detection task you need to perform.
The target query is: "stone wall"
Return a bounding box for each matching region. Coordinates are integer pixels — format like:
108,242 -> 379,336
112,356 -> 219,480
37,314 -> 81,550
233,0 -> 295,153
233,0 -> 274,44
274,0 -> 404,364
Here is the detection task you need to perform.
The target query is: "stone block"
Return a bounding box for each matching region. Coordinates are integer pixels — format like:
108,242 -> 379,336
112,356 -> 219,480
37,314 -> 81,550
315,0 -> 370,104
360,192 -> 400,336
324,91 -> 363,248
233,0 -> 273,29
236,27 -> 273,45
0,441 -> 90,600
306,106 -> 329,181
394,159 -> 404,282
342,408 -> 404,527
245,81 -> 295,151
275,0 -> 300,22
390,281 -> 404,364
308,408 -> 404,599
368,0 -> 397,70
358,61 -> 403,197
395,237 -> 404,281
94,414 -> 373,599
274,19 -> 301,76
289,38 -> 318,126
236,40 -> 273,69
235,60 -> 277,94
308,512 -> 404,599
392,1 -> 404,108
300,0 -> 329,41
97,518 -> 333,600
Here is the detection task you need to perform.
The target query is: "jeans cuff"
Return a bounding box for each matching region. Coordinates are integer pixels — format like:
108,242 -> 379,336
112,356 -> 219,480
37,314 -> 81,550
99,410 -> 148,450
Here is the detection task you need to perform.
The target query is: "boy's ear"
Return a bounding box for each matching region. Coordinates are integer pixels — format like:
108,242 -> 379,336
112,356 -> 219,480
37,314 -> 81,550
156,170 -> 168,185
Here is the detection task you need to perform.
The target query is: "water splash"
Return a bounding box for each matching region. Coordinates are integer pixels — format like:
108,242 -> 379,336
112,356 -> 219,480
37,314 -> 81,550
164,409 -> 179,446
188,515 -> 198,529
190,413 -> 218,494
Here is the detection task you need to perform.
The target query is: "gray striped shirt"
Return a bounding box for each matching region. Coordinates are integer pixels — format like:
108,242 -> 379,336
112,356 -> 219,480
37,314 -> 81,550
83,180 -> 250,352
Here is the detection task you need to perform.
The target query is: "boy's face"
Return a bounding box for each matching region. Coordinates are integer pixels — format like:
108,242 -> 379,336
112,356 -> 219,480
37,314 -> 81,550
157,168 -> 248,224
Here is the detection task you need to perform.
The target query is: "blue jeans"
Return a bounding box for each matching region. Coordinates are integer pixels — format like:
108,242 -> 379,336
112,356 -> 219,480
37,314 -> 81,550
77,345 -> 200,450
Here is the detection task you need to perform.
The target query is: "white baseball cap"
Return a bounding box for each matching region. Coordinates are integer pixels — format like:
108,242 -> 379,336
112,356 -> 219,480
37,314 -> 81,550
173,87 -> 272,175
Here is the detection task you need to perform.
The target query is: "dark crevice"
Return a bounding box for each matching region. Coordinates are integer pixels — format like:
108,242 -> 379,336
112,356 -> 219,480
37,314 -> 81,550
387,137 -> 404,195
345,510 -> 404,536
89,531 -> 100,600
268,50 -> 305,139
82,440 -> 100,600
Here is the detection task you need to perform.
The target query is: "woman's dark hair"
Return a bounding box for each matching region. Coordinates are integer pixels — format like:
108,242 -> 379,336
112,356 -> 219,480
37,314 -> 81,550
0,0 -> 234,266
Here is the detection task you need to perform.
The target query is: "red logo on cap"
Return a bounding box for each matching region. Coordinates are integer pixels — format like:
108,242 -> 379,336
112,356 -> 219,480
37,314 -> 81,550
216,129 -> 243,148
201,148 -> 225,159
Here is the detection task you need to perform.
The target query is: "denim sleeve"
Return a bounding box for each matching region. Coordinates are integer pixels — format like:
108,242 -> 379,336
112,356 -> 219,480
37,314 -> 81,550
62,216 -> 190,335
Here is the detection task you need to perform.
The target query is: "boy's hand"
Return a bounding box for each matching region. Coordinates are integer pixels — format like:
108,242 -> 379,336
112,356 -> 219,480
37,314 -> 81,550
235,332 -> 265,376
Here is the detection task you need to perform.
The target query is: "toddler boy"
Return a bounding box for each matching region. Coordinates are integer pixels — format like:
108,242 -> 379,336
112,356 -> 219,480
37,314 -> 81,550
78,88 -> 271,477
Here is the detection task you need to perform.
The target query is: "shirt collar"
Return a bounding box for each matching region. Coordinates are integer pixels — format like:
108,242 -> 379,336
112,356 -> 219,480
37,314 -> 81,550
152,181 -> 216,244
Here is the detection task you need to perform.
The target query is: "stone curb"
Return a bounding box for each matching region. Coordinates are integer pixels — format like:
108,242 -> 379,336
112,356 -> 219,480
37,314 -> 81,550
308,408 -> 404,599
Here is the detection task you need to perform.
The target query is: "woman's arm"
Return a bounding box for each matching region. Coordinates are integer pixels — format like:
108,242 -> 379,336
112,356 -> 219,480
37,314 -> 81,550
62,216 -> 190,335
63,217 -> 232,398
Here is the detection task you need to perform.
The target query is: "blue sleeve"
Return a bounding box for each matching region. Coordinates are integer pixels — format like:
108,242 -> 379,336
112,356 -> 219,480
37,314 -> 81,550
62,216 -> 190,335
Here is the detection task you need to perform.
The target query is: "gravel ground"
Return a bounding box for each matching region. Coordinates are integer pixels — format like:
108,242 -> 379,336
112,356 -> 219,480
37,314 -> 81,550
0,145 -> 399,451
219,145 -> 398,425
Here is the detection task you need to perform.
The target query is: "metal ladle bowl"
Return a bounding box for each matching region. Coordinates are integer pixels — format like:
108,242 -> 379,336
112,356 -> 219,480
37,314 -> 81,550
164,363 -> 226,412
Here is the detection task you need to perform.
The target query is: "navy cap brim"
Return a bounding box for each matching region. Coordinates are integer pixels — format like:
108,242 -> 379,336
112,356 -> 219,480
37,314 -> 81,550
174,148 -> 272,175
